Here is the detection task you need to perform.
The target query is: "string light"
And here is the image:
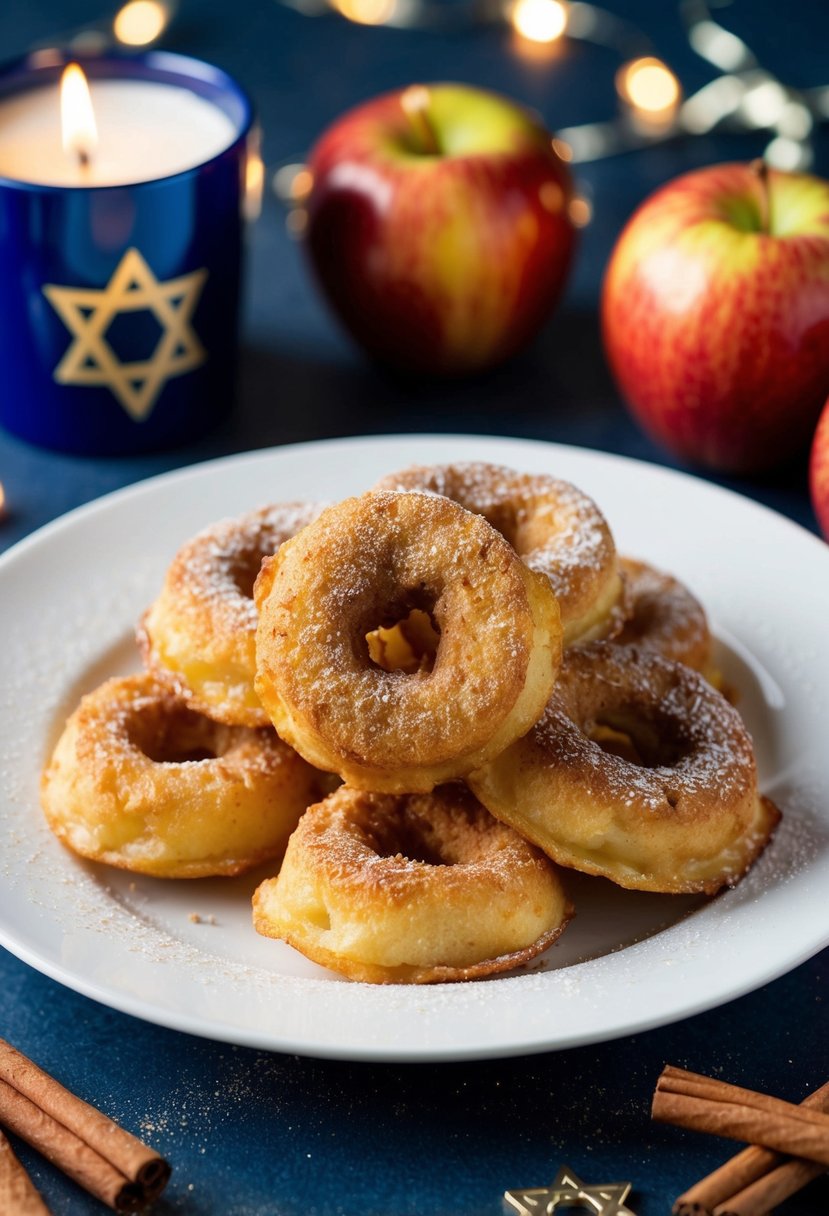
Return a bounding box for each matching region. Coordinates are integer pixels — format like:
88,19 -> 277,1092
764,136 -> 811,172
568,196 -> 592,227
271,0 -> 826,170
273,164 -> 314,204
617,58 -> 680,115
36,0 -> 829,176
615,57 -> 681,135
510,0 -> 567,45
113,0 -> 172,46
538,180 -> 565,213
270,0 -> 829,240
245,152 -> 266,221
332,0 -> 398,24
286,209 -> 309,238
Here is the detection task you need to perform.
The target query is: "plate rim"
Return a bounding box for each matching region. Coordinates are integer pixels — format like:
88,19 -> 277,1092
2,432 -> 825,573
2,432 -> 827,1062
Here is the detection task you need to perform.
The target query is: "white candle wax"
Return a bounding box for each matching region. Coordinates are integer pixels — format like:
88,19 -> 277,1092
0,78 -> 238,187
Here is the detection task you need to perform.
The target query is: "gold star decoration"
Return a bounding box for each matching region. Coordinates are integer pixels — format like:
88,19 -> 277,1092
43,248 -> 208,422
505,1165 -> 636,1215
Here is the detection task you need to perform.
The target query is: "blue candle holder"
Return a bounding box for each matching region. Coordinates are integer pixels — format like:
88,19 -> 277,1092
0,50 -> 254,456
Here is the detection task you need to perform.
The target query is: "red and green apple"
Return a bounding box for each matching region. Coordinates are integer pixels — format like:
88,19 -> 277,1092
810,396 -> 829,540
602,162 -> 829,473
304,83 -> 576,374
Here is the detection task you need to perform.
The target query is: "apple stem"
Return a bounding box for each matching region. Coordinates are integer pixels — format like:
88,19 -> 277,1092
400,86 -> 441,156
751,158 -> 772,235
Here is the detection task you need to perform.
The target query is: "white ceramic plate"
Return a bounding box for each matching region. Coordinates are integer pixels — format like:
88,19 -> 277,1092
2,434 -> 828,1062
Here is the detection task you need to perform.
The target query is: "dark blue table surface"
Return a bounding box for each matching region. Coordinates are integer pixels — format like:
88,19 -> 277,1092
1,1 -> 827,1212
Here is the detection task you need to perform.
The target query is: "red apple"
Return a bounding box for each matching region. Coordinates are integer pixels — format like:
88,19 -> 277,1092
304,83 -> 576,374
602,162 -> 829,473
810,396 -> 829,540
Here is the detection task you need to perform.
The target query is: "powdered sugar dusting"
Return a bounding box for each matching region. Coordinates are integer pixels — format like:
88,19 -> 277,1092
258,491 -> 533,769
150,501 -> 325,633
374,462 -> 616,618
0,436 -> 828,1059
617,556 -> 711,668
532,644 -> 753,811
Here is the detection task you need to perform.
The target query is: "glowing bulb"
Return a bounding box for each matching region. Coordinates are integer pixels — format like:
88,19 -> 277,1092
511,0 -> 567,44
569,196 -> 592,227
273,164 -> 314,207
113,0 -> 169,46
617,57 -> 680,115
290,168 -> 314,201
333,0 -> 397,24
286,209 -> 308,239
245,153 -> 265,222
0,482 -> 6,519
60,64 -> 97,167
539,181 -> 564,213
765,136 -> 812,172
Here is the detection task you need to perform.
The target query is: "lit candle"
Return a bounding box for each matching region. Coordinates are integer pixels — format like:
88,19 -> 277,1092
0,64 -> 237,187
0,52 -> 255,456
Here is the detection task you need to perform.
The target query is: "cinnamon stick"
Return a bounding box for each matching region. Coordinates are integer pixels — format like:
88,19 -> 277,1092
0,1130 -> 51,1215
672,1078 -> 829,1216
0,1079 -> 142,1211
0,1040 -> 169,1199
653,1092 -> 829,1164
654,1067 -> 829,1164
714,1156 -> 827,1216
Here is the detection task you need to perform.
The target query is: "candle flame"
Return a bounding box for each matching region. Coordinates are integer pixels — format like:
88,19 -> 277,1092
0,481 -> 6,519
60,64 -> 98,167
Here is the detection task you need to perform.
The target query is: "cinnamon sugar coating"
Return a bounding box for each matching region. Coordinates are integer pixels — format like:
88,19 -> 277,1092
41,674 -> 324,878
39,459 -> 784,984
374,462 -> 625,645
139,502 -> 325,727
469,643 -> 780,894
615,556 -> 714,676
253,784 -> 572,983
254,491 -> 562,792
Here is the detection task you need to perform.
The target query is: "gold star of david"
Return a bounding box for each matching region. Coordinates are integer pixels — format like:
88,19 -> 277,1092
43,248 -> 208,422
505,1165 -> 636,1216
